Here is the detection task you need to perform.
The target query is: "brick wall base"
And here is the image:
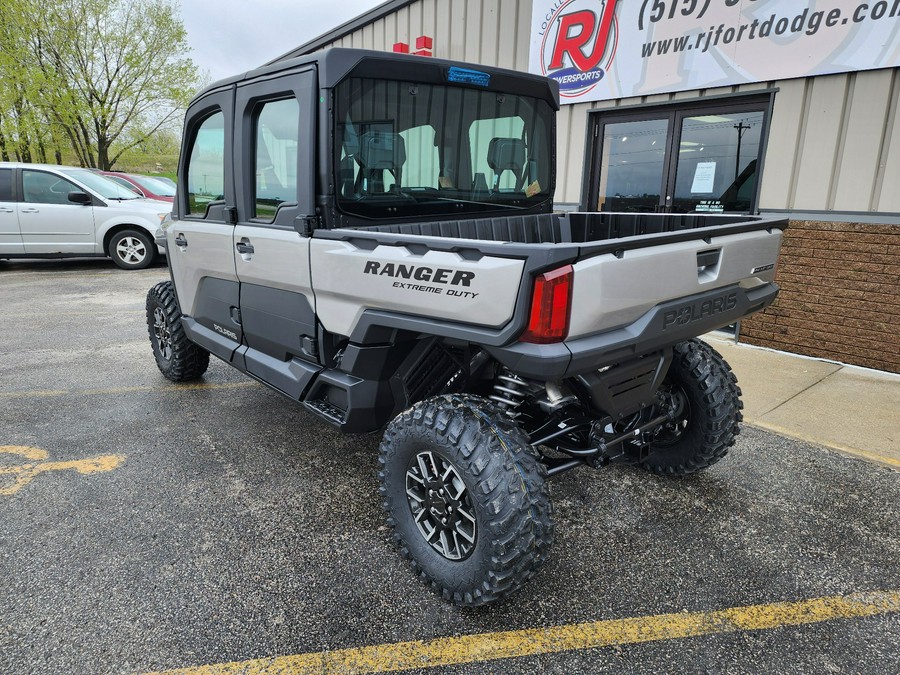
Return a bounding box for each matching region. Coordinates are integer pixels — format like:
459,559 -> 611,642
739,220 -> 900,373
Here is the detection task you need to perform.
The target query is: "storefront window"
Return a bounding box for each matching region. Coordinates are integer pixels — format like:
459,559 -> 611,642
596,118 -> 668,212
587,95 -> 771,215
672,111 -> 764,213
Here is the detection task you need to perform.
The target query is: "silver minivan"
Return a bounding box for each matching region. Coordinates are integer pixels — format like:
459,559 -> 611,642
0,163 -> 171,269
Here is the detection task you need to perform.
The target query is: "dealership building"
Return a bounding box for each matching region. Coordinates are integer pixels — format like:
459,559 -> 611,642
276,0 -> 900,373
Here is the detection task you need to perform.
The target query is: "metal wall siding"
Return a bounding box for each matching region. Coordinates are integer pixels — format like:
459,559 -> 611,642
559,106 -> 585,205
875,70 -> 900,214
833,70 -> 893,213
514,0 -> 531,72
463,0 -> 479,63
479,0 -> 499,68
496,4 -> 515,71
422,0 -> 436,49
409,1 -> 423,46
317,0 -> 898,214
758,78 -> 806,210
447,0 -> 466,62
793,75 -> 850,210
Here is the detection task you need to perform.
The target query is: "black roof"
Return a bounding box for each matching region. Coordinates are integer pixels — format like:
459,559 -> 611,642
191,48 -> 559,108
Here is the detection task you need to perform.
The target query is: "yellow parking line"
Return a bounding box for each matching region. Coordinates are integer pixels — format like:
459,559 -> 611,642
0,382 -> 259,400
146,590 -> 900,675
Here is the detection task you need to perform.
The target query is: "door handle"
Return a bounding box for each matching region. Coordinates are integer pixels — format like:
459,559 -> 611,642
235,238 -> 254,255
0,207 -> 14,213
174,233 -> 188,248
20,208 -> 39,213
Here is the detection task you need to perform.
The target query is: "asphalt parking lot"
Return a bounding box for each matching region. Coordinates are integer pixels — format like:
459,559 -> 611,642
2,258 -> 899,675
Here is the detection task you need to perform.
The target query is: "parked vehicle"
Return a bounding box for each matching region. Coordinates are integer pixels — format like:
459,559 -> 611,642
0,163 -> 170,269
146,49 -> 786,605
96,170 -> 176,203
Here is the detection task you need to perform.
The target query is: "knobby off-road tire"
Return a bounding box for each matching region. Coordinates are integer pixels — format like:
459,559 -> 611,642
146,281 -> 209,382
642,339 -> 743,476
109,229 -> 156,270
378,394 -> 554,607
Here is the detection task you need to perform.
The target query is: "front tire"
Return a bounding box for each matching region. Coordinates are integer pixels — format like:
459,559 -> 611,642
642,339 -> 743,476
109,229 -> 155,270
379,394 -> 554,607
146,281 -> 209,381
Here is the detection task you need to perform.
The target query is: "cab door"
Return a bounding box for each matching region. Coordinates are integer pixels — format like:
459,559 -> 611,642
231,68 -> 320,398
166,87 -> 242,362
0,167 -> 23,255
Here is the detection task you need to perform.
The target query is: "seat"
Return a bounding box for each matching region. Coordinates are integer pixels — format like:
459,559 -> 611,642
355,131 -> 406,195
487,137 -> 526,192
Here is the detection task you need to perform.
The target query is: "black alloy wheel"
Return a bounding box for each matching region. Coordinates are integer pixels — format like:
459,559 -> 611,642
405,450 -> 477,561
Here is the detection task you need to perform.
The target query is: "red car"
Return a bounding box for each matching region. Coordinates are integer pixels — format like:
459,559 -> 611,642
96,171 -> 176,203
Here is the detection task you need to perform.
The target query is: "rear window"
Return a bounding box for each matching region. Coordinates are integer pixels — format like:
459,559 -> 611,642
334,77 -> 553,221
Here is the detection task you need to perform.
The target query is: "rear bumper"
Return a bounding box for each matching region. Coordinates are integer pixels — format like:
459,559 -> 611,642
486,282 -> 778,379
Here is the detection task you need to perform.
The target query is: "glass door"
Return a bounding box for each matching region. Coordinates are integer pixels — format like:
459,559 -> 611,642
585,94 -> 772,215
595,117 -> 670,213
670,110 -> 765,214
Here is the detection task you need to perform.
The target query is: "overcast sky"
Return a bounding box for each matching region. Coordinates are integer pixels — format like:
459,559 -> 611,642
180,0 -> 385,83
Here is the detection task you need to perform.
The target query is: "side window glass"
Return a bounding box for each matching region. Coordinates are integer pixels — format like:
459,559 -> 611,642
0,169 -> 12,201
186,110 -> 225,216
254,98 -> 299,221
22,170 -> 80,205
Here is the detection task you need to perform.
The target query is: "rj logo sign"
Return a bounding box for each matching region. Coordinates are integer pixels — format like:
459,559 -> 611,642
530,0 -> 900,104
537,0 -> 620,98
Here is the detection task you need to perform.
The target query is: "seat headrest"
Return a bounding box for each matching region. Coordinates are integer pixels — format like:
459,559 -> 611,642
487,137 -> 526,173
357,131 -> 406,170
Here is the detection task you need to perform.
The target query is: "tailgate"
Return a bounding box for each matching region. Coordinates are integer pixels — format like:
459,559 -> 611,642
567,228 -> 783,339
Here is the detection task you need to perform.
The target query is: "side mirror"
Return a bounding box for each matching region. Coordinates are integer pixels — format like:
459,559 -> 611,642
68,191 -> 92,205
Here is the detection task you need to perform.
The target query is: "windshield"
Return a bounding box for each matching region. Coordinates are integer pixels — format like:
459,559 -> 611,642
129,174 -> 177,197
334,78 -> 553,220
60,169 -> 141,200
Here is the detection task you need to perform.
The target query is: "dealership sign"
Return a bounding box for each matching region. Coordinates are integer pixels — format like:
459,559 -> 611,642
530,0 -> 900,104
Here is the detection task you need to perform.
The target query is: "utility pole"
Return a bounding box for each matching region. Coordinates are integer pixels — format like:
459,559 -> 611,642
734,121 -> 750,183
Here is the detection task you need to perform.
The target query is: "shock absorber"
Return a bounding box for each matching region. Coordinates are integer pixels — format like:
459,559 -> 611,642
489,368 -> 528,411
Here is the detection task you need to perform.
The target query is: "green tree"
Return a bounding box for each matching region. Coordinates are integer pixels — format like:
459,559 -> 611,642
0,0 -> 199,169
0,1 -> 57,162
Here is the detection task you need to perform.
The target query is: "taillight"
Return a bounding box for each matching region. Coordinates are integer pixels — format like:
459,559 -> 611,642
520,265 -> 573,344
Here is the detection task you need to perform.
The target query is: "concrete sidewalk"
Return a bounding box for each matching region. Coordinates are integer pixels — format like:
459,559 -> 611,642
703,334 -> 900,470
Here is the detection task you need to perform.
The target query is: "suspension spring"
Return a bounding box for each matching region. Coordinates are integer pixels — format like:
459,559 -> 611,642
489,369 -> 528,410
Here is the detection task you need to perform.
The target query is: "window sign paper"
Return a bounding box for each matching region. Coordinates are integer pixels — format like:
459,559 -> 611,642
691,162 -> 716,194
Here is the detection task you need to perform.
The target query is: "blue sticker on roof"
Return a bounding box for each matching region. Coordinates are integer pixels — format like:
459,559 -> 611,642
447,67 -> 491,87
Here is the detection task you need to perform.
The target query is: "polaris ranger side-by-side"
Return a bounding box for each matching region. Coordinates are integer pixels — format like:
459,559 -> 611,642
147,49 -> 785,606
